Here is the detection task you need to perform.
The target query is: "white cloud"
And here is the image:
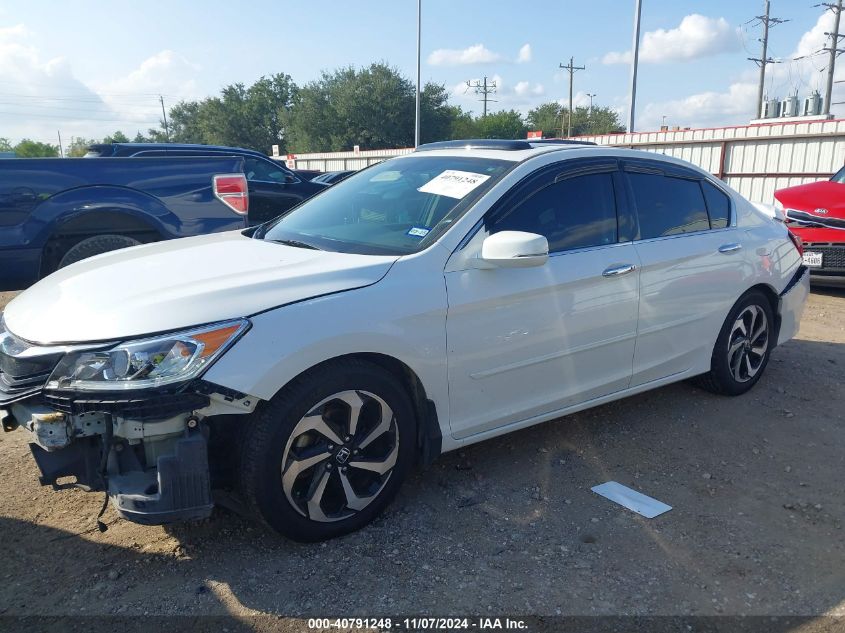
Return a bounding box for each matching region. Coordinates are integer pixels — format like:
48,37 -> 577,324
0,24 -> 203,143
639,81 -> 758,130
96,50 -> 202,127
603,14 -> 740,65
637,10 -> 845,130
428,44 -> 503,66
514,80 -> 544,97
429,42 -> 534,66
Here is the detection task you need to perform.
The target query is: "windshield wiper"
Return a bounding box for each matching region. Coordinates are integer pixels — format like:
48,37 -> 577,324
271,239 -> 321,250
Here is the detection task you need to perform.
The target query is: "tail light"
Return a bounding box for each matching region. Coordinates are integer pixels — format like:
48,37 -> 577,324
787,229 -> 803,257
213,174 -> 248,215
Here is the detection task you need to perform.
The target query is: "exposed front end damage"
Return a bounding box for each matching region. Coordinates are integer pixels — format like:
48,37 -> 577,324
0,324 -> 258,525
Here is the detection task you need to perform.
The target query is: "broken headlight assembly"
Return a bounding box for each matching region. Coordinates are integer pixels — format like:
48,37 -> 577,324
45,319 -> 249,392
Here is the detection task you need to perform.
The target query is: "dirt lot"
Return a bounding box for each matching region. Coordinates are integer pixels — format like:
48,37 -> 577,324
0,287 -> 843,625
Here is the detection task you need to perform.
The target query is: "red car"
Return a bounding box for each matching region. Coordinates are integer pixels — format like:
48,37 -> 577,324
774,168 -> 845,284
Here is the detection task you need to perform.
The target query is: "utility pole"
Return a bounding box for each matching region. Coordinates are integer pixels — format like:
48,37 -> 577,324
466,76 -> 497,117
415,0 -> 422,147
559,57 -> 585,137
823,0 -> 845,115
628,0 -> 642,133
57,130 -> 64,158
159,95 -> 170,142
748,1 -> 787,119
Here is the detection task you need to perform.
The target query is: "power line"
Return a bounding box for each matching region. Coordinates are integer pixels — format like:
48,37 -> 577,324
466,76 -> 497,117
748,0 -> 788,119
0,110 -> 157,123
558,57 -> 585,137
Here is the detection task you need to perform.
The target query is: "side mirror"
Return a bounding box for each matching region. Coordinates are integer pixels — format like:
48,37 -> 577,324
479,231 -> 549,268
284,173 -> 297,184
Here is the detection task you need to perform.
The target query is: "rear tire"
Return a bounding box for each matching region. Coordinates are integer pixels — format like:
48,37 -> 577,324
696,290 -> 774,396
238,359 -> 416,542
57,234 -> 141,269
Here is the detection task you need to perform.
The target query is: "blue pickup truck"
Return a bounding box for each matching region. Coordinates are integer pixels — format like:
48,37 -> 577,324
0,144 -> 326,290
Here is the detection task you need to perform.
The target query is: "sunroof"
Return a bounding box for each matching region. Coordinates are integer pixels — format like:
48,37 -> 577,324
415,139 -> 533,152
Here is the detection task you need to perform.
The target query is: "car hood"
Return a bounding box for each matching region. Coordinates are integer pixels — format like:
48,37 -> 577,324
4,231 -> 398,344
775,180 -> 845,218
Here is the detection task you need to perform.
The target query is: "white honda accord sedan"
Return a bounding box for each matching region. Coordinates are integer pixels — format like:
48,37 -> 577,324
0,139 -> 809,541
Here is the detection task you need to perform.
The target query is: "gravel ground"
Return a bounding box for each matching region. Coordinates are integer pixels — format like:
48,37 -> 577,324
0,287 -> 843,623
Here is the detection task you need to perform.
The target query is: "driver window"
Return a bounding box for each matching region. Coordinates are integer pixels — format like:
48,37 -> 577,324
490,172 -> 619,253
244,157 -> 288,183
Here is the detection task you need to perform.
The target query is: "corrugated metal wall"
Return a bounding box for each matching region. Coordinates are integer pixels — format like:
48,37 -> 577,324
579,119 -> 845,203
279,148 -> 413,172
280,119 -> 845,203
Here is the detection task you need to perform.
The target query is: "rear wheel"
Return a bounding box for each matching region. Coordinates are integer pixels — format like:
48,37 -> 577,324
57,234 -> 141,269
696,290 -> 774,396
238,359 -> 415,541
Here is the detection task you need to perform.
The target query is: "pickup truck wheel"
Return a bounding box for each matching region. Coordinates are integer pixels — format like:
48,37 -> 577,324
57,234 -> 141,269
695,290 -> 774,396
238,359 -> 415,542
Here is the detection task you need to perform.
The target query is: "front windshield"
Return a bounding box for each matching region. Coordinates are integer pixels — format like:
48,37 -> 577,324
262,155 -> 512,255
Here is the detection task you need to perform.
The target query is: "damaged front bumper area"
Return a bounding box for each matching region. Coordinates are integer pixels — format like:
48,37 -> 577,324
0,339 -> 255,525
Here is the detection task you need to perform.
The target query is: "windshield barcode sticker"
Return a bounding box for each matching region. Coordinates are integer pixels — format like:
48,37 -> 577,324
407,227 -> 431,237
418,170 -> 491,199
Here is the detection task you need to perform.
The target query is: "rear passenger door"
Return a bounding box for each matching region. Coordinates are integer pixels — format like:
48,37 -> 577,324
624,161 -> 747,386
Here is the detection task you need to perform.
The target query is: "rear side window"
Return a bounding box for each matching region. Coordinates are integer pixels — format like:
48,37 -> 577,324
702,180 -> 731,228
628,172 -> 710,239
491,172 -> 618,253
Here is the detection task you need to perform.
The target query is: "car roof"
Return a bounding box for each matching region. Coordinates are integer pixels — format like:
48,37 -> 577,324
89,143 -> 269,158
407,140 -> 718,178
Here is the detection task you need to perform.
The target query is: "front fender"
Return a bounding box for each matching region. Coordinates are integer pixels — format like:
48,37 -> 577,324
203,255 -> 451,441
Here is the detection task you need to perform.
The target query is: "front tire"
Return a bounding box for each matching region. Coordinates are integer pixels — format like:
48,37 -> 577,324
696,290 -> 774,396
238,359 -> 416,541
57,234 -> 141,269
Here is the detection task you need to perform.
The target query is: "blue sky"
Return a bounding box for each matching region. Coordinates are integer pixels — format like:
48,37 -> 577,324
0,0 -> 842,147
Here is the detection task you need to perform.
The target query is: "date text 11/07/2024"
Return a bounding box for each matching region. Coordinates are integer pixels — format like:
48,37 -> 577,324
306,617 -> 529,630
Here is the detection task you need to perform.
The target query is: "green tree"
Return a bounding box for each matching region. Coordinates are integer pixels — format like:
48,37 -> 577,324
13,139 -> 59,157
447,108 -> 479,139
527,102 -> 624,137
103,130 -> 130,144
474,110 -> 527,139
165,73 -> 297,152
0,137 -> 12,152
285,63 -> 457,151
66,137 -> 97,157
526,102 -> 564,137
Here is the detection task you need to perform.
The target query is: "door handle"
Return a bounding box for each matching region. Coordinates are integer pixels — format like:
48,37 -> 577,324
718,243 -> 743,253
602,264 -> 636,277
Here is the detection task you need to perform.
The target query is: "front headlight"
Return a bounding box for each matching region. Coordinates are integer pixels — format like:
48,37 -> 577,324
46,319 -> 249,391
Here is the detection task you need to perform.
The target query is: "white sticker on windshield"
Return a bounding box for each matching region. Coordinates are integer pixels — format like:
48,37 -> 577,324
417,170 -> 491,199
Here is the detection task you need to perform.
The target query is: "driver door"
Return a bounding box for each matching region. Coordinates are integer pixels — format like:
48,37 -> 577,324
444,160 -> 640,439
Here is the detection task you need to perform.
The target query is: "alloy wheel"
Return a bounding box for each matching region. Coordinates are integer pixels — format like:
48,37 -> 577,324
727,305 -> 769,383
280,390 -> 399,522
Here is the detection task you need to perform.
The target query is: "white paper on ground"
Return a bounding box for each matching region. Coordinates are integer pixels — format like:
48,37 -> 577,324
591,481 -> 672,519
417,170 -> 491,199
